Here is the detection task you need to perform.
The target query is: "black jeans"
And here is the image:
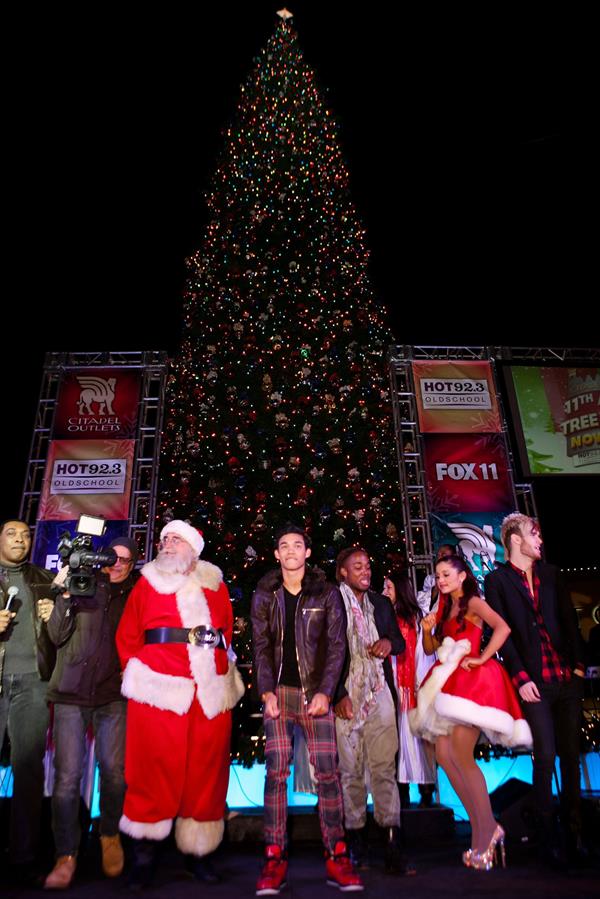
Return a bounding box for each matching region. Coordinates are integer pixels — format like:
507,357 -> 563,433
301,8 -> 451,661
0,672 -> 49,863
521,677 -> 583,832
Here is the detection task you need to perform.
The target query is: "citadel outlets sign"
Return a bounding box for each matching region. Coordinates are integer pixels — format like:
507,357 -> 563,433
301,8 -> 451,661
33,368 -> 142,568
53,370 -> 141,439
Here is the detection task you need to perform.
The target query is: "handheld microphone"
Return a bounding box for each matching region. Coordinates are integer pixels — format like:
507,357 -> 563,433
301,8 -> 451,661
4,586 -> 18,612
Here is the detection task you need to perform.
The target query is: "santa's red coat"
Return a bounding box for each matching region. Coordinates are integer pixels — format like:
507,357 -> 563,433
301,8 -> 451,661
116,559 -> 244,855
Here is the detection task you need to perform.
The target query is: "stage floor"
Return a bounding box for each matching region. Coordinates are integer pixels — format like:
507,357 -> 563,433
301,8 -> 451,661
4,818 -> 599,898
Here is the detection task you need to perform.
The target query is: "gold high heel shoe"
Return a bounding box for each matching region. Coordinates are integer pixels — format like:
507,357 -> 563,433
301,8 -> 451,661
470,825 -> 506,871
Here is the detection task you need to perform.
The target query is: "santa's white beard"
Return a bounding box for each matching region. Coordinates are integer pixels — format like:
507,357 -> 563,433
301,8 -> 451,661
154,547 -> 196,575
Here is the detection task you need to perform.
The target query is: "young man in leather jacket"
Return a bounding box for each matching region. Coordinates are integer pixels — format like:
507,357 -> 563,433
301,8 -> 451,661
251,523 -> 363,894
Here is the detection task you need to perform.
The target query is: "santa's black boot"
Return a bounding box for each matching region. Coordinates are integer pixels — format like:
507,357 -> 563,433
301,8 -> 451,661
185,852 -> 221,884
128,838 -> 157,891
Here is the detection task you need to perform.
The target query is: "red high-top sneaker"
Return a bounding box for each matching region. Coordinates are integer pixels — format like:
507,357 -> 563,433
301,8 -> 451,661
256,845 -> 288,895
325,841 -> 364,891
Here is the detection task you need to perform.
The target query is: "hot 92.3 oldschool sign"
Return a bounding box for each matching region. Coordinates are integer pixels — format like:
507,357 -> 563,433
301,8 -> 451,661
413,360 -> 502,434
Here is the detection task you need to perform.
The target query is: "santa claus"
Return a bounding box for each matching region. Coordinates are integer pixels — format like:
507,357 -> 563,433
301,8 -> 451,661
116,520 -> 244,886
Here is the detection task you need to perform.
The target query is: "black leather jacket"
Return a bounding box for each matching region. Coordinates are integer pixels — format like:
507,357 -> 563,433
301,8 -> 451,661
251,566 -> 346,703
0,563 -> 56,693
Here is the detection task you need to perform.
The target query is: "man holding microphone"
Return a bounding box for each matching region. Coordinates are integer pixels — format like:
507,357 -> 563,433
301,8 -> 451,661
0,519 -> 55,884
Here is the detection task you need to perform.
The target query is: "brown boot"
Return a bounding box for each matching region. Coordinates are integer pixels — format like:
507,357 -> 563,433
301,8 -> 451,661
100,834 -> 125,877
44,855 -> 77,890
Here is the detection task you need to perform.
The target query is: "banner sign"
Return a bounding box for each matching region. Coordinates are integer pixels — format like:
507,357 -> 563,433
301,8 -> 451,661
508,366 -> 600,474
53,368 -> 141,440
413,360 -> 501,433
430,511 -> 507,589
49,457 -> 128,496
38,439 -> 135,521
423,434 -> 514,513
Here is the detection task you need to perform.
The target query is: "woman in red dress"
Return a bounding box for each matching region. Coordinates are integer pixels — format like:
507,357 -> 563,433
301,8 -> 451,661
409,555 -> 532,870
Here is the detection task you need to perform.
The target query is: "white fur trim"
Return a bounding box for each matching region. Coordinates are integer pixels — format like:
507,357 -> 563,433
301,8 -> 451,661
409,637 -> 471,742
434,693 -> 533,748
119,814 -> 172,840
121,657 -> 194,715
174,566 -> 244,719
141,559 -> 223,595
175,818 -> 224,857
512,718 -> 534,749
224,661 -> 246,710
161,520 -> 205,557
193,560 -> 224,592
141,561 -> 188,594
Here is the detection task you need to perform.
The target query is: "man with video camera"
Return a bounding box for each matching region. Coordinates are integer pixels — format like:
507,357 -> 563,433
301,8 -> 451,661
43,532 -> 139,890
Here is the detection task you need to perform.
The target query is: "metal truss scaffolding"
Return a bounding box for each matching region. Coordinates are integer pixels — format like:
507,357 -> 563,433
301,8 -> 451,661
388,345 -> 599,589
20,350 -> 168,563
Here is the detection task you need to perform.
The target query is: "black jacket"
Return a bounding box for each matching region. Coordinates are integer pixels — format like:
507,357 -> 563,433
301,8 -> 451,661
0,563 -> 56,693
484,561 -> 584,685
47,571 -> 138,706
251,566 -> 346,703
334,590 -> 406,704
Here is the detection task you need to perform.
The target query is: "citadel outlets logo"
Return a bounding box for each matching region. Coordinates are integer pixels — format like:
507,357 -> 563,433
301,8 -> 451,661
53,369 -> 141,440
67,376 -> 120,433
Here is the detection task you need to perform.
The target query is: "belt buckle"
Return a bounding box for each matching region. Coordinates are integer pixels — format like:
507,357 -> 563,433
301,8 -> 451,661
188,625 -> 219,648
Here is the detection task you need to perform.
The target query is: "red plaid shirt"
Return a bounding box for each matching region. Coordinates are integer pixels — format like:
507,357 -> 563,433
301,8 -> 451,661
509,562 -> 572,689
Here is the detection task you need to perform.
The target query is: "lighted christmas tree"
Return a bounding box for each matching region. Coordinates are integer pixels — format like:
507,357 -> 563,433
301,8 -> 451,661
159,10 -> 404,763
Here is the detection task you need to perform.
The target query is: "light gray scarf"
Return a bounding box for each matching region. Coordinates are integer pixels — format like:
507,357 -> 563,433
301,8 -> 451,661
339,583 -> 386,731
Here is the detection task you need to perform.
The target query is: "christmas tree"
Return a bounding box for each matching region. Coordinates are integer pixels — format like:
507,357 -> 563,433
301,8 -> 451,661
159,10 -> 403,764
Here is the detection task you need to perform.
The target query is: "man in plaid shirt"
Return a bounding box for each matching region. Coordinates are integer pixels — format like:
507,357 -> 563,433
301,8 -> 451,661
485,513 -> 586,865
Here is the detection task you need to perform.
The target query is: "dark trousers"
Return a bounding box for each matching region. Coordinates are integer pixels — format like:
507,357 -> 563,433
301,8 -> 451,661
0,672 -> 49,864
52,700 -> 126,856
521,677 -> 583,833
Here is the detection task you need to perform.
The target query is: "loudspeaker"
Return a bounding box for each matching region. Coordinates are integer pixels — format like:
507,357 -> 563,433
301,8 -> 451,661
489,778 -> 536,844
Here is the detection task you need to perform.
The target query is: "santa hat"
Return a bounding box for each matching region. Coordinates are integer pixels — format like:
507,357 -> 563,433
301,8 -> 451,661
160,520 -> 204,558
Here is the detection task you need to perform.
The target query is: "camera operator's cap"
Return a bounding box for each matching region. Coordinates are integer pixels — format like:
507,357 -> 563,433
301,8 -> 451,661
109,536 -> 140,566
160,520 -> 204,557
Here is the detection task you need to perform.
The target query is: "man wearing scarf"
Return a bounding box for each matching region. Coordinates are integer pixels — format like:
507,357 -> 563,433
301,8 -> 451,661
334,547 -> 415,875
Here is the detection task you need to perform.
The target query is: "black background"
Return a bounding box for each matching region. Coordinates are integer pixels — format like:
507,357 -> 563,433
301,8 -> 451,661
3,3 -> 597,565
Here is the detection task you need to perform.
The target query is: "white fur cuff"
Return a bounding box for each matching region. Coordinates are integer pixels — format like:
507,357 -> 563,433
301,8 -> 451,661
119,815 -> 172,840
175,817 -> 224,857
121,657 -> 195,715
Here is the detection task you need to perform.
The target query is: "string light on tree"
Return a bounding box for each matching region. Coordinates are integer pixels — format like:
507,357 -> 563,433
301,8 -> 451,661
159,10 -> 404,765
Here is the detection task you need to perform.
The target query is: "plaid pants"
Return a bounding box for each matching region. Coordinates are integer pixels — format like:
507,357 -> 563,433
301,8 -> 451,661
263,685 -> 344,850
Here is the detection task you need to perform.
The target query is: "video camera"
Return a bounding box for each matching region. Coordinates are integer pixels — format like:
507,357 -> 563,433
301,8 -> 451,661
56,514 -> 117,597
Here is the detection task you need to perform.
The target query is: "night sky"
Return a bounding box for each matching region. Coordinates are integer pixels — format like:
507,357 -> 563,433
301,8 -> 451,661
3,4 -> 597,566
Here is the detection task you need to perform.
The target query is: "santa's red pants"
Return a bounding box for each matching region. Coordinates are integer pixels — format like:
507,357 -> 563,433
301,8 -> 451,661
123,697 -> 231,827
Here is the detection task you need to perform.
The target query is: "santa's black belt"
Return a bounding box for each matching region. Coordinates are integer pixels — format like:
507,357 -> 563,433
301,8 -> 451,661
144,626 -> 227,650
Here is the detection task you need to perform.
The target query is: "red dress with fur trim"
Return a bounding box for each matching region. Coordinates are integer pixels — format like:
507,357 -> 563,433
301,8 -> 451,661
410,605 -> 532,749
116,559 -> 244,857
